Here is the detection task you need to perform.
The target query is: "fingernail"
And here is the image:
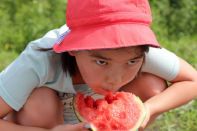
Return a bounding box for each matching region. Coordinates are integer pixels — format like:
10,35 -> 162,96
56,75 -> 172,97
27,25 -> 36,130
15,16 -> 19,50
84,123 -> 92,131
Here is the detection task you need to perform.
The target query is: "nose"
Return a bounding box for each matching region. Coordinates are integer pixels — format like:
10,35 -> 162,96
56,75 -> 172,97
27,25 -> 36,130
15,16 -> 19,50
105,71 -> 123,90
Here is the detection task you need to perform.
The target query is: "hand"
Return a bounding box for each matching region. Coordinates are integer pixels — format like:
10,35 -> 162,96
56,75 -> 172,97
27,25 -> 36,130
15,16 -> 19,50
50,123 -> 90,131
138,103 -> 151,131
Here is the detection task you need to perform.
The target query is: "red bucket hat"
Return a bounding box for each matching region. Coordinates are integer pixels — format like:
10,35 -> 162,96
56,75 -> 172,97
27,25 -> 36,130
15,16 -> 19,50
53,0 -> 160,53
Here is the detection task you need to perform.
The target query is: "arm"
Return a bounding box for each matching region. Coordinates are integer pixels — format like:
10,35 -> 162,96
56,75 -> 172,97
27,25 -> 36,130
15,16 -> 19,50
145,57 -> 197,116
0,97 -> 88,131
0,25 -> 87,131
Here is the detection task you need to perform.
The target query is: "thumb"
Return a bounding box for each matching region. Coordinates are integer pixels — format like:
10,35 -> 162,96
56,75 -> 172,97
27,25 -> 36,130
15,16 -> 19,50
140,103 -> 151,129
72,122 -> 91,131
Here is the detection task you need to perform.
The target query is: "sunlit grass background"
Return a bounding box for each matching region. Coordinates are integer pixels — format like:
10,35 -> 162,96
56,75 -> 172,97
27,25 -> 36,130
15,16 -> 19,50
146,36 -> 197,131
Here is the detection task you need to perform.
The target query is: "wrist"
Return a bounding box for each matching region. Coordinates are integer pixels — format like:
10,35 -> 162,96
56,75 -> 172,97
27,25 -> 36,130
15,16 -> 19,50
144,101 -> 157,116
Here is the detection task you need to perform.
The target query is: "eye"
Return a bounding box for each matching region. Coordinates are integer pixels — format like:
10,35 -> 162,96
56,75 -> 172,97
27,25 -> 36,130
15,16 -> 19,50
127,60 -> 137,65
95,60 -> 108,65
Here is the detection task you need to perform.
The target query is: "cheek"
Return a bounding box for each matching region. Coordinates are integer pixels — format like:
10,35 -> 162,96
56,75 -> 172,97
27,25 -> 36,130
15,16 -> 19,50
83,74 -> 104,86
123,63 -> 143,81
79,69 -> 106,92
77,63 -> 103,84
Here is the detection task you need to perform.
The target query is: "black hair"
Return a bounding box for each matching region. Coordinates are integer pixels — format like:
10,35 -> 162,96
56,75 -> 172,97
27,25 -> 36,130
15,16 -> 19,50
61,52 -> 77,76
38,45 -> 149,77
38,48 -> 77,76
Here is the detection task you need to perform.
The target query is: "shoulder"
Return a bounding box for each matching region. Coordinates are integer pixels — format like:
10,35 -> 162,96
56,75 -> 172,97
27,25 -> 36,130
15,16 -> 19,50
145,47 -> 176,58
19,24 -> 70,78
142,47 -> 180,81
30,24 -> 70,48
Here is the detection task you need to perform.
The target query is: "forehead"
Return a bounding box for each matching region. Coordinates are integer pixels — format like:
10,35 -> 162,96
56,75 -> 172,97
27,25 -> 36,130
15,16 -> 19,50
89,47 -> 142,56
75,46 -> 143,62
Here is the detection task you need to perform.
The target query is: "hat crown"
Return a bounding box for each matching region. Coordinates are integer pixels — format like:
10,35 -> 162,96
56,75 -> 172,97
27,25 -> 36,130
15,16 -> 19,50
66,0 -> 152,29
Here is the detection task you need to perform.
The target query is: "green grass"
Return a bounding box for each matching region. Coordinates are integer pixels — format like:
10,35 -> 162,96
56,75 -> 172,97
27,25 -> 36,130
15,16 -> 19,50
0,36 -> 197,130
147,100 -> 197,131
0,51 -> 18,71
159,36 -> 197,68
147,36 -> 197,131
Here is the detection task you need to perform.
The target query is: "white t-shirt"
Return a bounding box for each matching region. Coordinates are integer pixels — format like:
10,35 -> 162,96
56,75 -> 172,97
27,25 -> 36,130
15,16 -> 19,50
0,25 -> 179,115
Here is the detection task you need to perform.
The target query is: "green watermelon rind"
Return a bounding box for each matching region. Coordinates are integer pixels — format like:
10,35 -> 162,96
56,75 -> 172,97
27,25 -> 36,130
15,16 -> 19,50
131,96 -> 146,131
73,93 -> 146,131
73,96 -> 97,131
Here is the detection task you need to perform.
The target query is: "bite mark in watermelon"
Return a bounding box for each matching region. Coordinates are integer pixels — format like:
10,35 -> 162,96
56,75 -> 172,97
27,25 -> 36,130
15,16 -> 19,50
74,91 -> 146,131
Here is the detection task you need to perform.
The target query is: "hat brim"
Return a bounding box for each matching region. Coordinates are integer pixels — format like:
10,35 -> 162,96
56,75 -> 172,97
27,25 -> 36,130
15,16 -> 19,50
53,23 -> 160,53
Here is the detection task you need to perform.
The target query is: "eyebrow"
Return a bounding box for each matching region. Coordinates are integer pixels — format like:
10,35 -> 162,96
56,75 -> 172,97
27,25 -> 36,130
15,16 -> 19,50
89,52 -> 144,61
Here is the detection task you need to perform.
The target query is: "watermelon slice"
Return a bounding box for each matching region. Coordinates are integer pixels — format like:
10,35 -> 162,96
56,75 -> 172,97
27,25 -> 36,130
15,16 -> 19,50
74,91 -> 146,131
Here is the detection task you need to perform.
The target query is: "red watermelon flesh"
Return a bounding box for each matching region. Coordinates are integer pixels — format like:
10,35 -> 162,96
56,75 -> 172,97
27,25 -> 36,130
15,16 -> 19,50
74,91 -> 145,131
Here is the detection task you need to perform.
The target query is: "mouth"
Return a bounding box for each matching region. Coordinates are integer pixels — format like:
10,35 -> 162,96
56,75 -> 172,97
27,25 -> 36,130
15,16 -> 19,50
91,86 -> 120,95
91,88 -> 112,95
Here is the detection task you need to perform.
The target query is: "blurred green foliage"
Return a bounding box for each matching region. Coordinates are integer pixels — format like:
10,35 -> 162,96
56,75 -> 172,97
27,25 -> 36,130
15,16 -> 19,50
150,0 -> 197,39
0,51 -> 18,70
0,0 -> 66,52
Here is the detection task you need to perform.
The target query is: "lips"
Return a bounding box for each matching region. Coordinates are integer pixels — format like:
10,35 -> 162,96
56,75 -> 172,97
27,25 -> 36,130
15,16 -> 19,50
91,87 -> 111,95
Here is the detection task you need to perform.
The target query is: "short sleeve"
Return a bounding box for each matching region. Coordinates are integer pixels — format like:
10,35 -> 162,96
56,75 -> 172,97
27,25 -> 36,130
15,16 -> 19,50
0,44 -> 48,111
0,25 -> 73,111
142,47 -> 180,81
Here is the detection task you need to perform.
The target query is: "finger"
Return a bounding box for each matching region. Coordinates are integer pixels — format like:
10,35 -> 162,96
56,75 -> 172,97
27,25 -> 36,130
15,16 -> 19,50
140,103 -> 150,127
138,127 -> 144,131
83,123 -> 93,131
73,122 -> 91,131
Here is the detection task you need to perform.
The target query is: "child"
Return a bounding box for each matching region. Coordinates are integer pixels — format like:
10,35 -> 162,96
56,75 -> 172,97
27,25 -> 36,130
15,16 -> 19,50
0,0 -> 197,131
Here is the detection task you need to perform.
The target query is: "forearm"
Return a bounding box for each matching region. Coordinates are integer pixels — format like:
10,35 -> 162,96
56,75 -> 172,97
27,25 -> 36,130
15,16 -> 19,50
0,119 -> 48,131
145,81 -> 197,115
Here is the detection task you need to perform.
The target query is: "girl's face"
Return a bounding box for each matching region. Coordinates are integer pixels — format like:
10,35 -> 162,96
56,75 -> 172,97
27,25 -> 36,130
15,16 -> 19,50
70,47 -> 144,95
